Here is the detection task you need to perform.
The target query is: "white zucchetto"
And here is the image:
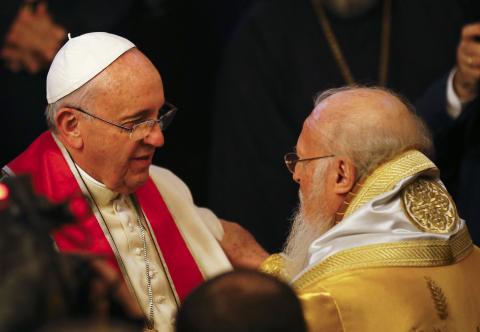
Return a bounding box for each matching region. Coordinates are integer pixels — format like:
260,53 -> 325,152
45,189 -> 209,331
46,32 -> 135,104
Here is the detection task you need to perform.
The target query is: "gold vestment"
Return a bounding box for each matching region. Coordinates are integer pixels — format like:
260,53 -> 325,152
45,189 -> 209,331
262,151 -> 480,331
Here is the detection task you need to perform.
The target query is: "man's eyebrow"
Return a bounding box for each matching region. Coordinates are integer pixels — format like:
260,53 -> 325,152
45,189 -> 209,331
120,109 -> 152,122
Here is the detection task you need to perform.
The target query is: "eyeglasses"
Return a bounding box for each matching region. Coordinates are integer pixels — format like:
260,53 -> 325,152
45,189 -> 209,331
70,102 -> 178,141
284,152 -> 335,174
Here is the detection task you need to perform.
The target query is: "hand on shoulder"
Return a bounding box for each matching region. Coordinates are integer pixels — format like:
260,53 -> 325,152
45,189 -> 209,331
219,219 -> 269,270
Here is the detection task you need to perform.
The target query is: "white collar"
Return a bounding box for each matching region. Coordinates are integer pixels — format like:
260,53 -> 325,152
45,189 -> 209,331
75,164 -> 119,207
293,174 -> 465,282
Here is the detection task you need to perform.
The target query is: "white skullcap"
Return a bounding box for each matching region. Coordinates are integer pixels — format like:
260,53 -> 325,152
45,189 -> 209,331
46,32 -> 135,104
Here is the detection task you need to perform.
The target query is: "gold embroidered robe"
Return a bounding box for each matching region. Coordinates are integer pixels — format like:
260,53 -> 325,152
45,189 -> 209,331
262,150 -> 480,331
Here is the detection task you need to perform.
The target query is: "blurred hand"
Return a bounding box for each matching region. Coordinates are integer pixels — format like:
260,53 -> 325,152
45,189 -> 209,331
1,1 -> 66,73
220,219 -> 269,269
453,22 -> 480,102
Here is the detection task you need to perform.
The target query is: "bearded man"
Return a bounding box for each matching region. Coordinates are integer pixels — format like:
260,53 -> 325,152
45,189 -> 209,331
262,86 -> 480,331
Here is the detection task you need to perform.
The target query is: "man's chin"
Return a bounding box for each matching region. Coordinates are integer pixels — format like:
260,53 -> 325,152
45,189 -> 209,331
131,174 -> 149,190
115,173 -> 149,194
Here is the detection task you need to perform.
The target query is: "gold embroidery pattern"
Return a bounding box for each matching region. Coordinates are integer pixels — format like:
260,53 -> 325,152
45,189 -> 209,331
344,150 -> 437,219
260,254 -> 288,280
424,277 -> 448,320
402,179 -> 459,234
409,326 -> 449,332
293,227 -> 473,290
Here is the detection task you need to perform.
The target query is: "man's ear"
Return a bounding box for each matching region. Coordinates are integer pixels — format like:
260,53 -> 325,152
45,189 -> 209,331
55,107 -> 83,150
333,157 -> 356,194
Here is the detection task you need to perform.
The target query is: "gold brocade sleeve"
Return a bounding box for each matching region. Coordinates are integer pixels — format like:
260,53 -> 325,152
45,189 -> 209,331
259,253 -> 288,280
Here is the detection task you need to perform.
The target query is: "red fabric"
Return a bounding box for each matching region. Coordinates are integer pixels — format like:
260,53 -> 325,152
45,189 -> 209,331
138,180 -> 204,301
7,131 -> 204,301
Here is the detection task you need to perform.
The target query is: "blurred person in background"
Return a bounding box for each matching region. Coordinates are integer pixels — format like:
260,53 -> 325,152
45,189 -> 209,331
417,21 -> 480,245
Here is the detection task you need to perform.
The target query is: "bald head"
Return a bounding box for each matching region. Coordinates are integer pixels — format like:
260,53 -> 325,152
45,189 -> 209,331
305,86 -> 432,179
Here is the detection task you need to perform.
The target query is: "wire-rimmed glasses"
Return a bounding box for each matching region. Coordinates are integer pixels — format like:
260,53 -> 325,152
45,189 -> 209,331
71,102 -> 178,141
284,152 -> 335,174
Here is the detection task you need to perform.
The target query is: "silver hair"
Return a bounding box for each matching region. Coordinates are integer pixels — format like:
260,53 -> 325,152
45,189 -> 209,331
44,76 -> 100,132
312,85 -> 433,180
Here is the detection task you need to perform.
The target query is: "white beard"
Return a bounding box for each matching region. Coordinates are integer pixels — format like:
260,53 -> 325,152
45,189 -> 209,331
282,208 -> 326,279
282,164 -> 335,280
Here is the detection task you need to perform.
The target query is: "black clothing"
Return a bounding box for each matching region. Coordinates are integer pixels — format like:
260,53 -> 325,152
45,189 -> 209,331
417,75 -> 480,244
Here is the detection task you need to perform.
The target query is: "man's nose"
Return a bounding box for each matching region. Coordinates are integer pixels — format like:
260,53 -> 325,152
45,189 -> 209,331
143,123 -> 164,147
293,165 -> 301,184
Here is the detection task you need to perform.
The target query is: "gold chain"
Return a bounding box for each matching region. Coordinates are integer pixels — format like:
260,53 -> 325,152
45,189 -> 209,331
312,0 -> 391,86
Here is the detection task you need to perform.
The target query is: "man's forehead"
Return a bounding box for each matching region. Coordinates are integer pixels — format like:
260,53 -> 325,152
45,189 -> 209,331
305,106 -> 330,139
101,50 -> 162,85
310,94 -> 349,126
298,120 -> 326,155
78,47 -> 162,105
311,100 -> 330,121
